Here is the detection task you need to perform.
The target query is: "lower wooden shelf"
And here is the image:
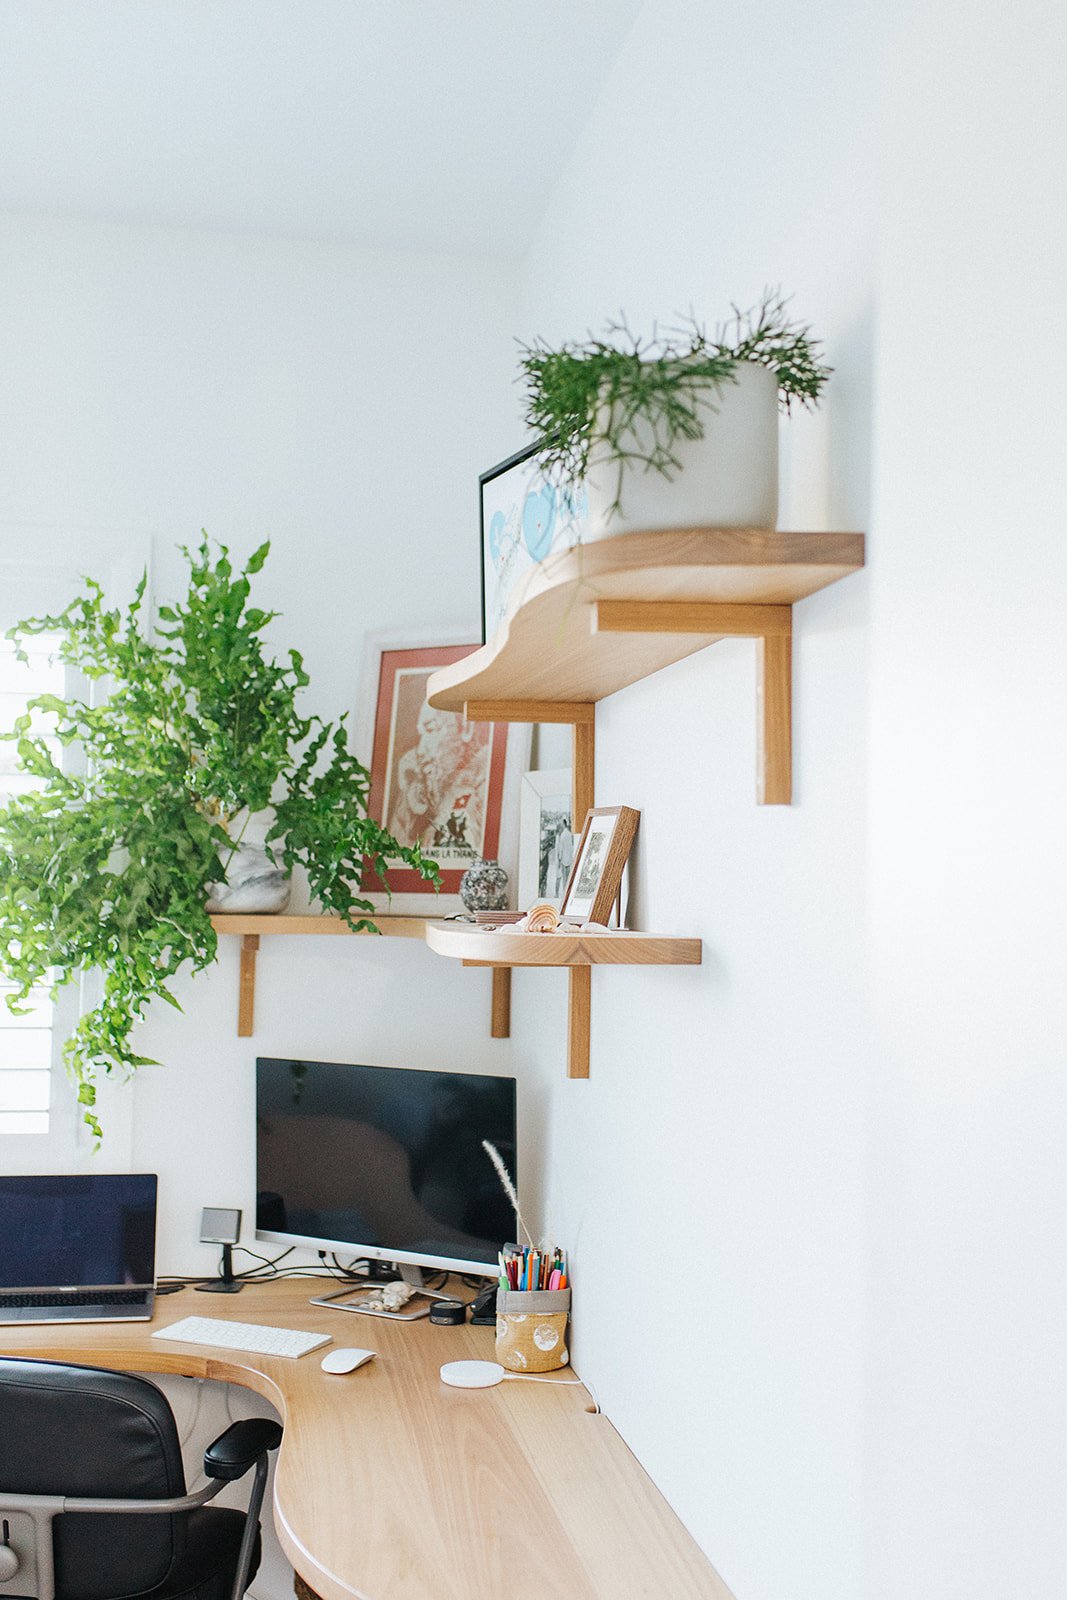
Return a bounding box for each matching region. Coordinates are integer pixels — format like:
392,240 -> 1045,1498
210,913 -> 429,1037
426,921 -> 702,1079
209,914 -> 703,1077
425,922 -> 702,967
209,914 -> 427,938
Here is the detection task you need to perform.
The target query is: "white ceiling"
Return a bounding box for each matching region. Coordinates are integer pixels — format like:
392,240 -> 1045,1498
0,1 -> 642,256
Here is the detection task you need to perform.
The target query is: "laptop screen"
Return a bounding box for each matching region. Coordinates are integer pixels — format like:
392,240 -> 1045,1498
0,1174 -> 157,1290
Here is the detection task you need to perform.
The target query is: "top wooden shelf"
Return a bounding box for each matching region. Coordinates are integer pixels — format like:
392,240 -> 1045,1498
427,526 -> 864,711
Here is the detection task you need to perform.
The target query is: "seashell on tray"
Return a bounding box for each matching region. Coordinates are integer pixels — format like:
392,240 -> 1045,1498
359,1280 -> 416,1313
523,900 -> 560,933
498,901 -> 561,934
496,905 -> 618,935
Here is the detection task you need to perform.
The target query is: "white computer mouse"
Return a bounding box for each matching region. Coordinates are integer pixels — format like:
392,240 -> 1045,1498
320,1347 -> 377,1374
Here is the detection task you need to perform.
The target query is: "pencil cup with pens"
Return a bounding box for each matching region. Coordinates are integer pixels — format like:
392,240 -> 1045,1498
496,1247 -> 570,1373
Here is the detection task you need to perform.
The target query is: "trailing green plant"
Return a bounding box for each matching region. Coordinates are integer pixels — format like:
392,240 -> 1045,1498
0,539 -> 440,1138
519,289 -> 831,519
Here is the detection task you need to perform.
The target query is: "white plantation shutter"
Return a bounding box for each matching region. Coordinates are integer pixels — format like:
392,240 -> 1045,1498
0,632 -> 64,1133
0,538 -> 150,1161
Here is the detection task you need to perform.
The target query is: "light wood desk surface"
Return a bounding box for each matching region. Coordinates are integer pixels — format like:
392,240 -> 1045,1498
0,1280 -> 731,1600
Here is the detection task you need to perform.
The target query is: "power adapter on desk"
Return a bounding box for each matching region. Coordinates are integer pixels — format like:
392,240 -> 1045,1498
469,1287 -> 497,1326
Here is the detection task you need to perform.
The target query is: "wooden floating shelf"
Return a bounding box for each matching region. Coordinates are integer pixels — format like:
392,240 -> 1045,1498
426,525 -> 863,1079
426,922 -> 702,968
210,914 -> 428,1038
209,914 -> 428,937
427,524 -> 865,796
428,922 -> 701,1080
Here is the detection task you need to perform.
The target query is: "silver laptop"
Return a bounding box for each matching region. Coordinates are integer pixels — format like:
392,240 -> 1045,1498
0,1173 -> 157,1323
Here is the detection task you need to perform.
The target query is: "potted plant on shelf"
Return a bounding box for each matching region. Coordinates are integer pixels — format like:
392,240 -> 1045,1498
519,289 -> 831,537
0,539 -> 439,1137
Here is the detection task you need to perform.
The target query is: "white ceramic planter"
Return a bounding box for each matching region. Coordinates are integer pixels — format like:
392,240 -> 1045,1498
205,812 -> 291,914
582,359 -> 779,537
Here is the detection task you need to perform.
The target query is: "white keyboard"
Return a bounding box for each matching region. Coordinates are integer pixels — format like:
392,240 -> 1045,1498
152,1315 -> 331,1359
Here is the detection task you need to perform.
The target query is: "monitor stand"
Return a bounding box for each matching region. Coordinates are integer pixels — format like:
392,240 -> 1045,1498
308,1263 -> 456,1322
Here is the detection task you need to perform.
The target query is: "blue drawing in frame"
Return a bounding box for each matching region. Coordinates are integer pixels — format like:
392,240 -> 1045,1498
479,445 -> 586,644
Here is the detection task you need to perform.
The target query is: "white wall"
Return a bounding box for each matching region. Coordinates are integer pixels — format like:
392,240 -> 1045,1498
515,4 -> 882,1596
0,212 -> 523,1272
864,3 -> 1067,1595
516,4 -> 1067,1600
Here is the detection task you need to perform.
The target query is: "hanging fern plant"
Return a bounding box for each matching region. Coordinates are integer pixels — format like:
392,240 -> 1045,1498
0,538 -> 439,1138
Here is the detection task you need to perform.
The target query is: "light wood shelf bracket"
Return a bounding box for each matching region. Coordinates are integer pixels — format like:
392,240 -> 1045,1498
592,598 -> 793,805
462,700 -> 597,1073
491,967 -> 512,1039
464,699 -> 595,725
237,934 -> 259,1038
568,967 -> 591,1079
212,914 -> 507,1044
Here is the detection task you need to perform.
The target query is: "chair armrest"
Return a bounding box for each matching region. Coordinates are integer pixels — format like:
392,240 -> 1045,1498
204,1419 -> 283,1482
0,1482 -> 227,1517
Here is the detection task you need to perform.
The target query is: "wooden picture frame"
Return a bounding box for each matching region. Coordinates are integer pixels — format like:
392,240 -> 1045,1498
355,630 -> 530,913
518,767 -> 573,910
560,806 -> 640,926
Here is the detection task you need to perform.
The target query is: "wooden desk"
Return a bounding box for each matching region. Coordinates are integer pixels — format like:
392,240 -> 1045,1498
0,1280 -> 731,1600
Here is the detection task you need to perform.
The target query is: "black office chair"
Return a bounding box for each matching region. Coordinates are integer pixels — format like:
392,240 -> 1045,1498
0,1358 -> 282,1600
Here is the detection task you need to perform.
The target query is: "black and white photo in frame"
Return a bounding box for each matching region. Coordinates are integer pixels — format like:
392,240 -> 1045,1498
518,768 -> 573,911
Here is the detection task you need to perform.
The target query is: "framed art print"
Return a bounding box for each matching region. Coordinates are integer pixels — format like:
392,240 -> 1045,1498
518,768 -> 573,910
480,445 -> 586,644
357,633 -> 529,913
560,806 -> 640,926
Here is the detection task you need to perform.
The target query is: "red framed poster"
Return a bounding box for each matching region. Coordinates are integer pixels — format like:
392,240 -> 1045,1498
360,642 -> 525,909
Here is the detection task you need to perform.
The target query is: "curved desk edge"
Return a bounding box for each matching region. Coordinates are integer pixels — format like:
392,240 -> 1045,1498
0,1282 -> 733,1600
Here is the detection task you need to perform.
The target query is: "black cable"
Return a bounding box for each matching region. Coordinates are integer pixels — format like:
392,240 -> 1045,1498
328,1253 -> 367,1280
161,1249 -> 454,1291
231,1244 -> 294,1278
227,1245 -> 373,1285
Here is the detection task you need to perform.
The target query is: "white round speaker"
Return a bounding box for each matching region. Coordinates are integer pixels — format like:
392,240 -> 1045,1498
439,1360 -> 506,1389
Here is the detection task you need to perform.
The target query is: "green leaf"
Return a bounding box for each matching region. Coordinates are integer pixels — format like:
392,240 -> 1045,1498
0,532 -> 439,1139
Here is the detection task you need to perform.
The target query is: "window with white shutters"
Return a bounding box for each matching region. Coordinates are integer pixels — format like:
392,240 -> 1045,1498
0,632 -> 64,1134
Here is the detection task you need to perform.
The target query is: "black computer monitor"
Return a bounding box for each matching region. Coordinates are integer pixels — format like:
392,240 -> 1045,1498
255,1058 -> 517,1280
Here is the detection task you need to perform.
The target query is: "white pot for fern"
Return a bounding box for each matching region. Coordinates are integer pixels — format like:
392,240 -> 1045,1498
205,810 -> 291,914
582,360 -> 779,538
